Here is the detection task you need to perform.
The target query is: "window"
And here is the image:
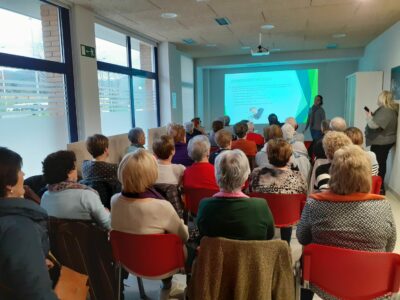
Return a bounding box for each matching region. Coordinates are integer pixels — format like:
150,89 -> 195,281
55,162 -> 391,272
181,55 -> 194,122
0,1 -> 76,176
95,23 -> 159,136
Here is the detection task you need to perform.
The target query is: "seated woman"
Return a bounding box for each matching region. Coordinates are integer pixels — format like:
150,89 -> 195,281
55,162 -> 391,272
250,139 -> 307,243
197,149 -> 274,240
168,123 -> 193,167
41,150 -> 110,230
297,145 -> 396,300
183,135 -> 219,191
209,129 -> 232,165
0,147 -> 57,299
255,124 -> 283,167
126,127 -> 145,154
314,131 -> 352,191
208,120 -> 224,147
344,127 -> 379,176
153,135 -> 185,185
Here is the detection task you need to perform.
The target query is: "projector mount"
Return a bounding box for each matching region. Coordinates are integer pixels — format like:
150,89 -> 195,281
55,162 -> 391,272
251,33 -> 270,56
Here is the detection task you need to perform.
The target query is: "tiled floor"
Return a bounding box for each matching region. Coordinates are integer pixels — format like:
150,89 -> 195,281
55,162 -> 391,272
124,191 -> 400,299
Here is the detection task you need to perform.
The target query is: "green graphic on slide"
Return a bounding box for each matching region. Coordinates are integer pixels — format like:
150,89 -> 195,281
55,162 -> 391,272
224,69 -> 318,124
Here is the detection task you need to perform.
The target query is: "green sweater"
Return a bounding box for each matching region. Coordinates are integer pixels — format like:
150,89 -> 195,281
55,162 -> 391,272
197,197 -> 275,241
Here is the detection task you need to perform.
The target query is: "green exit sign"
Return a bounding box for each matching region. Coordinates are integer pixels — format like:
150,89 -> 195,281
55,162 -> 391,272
80,44 -> 96,58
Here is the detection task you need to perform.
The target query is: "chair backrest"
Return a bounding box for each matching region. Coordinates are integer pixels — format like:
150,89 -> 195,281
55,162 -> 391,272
308,158 -> 329,194
48,218 -> 118,300
302,244 -> 400,300
80,179 -> 121,209
247,155 -> 256,171
371,176 -> 382,194
185,187 -> 219,215
249,193 -> 306,227
110,231 -> 185,279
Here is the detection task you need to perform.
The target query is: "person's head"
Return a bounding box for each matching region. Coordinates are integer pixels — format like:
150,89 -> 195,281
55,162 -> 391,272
86,134 -> 109,159
321,119 -> 330,133
267,139 -> 293,167
152,135 -> 175,160
184,121 -> 194,134
118,149 -> 157,194
0,147 -> 24,198
330,145 -> 371,195
329,117 -> 347,132
247,121 -> 255,133
212,120 -> 224,133
281,123 -> 295,142
233,122 -> 248,139
268,113 -> 279,125
378,90 -> 399,111
314,95 -> 323,106
215,129 -> 232,149
322,131 -> 352,160
167,123 -> 186,143
191,117 -> 201,129
215,149 -> 250,192
128,127 -> 145,146
219,115 -> 230,126
42,150 -> 77,184
344,127 -> 364,146
263,125 -> 283,142
285,117 -> 298,130
187,135 -> 210,162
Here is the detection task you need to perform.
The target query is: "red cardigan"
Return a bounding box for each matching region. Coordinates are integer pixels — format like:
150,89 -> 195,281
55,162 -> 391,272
183,162 -> 218,190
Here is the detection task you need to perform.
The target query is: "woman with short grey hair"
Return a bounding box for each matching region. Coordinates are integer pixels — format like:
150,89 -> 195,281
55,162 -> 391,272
196,149 -> 275,241
187,135 -> 211,162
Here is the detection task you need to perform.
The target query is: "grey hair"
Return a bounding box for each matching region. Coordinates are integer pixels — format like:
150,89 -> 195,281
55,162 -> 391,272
215,149 -> 250,192
285,117 -> 297,129
187,135 -> 210,162
184,121 -> 194,133
128,127 -> 144,144
329,117 -> 347,132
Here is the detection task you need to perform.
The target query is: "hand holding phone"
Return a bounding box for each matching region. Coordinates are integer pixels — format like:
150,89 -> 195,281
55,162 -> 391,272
364,106 -> 370,113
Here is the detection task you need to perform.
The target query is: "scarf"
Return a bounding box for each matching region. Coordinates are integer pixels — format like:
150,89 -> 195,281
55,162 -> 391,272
121,187 -> 165,200
47,180 -> 98,195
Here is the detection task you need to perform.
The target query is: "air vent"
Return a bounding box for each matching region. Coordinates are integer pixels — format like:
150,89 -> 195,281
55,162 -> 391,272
215,17 -> 231,26
182,38 -> 196,45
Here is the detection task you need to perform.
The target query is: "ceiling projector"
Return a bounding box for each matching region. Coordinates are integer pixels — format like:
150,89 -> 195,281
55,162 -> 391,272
251,45 -> 270,56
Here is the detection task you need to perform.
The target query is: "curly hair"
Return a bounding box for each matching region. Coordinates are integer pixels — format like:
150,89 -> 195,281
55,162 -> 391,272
42,151 -> 76,184
322,131 -> 352,160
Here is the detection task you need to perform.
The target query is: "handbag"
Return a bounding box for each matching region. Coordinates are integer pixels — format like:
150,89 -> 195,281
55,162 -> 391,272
48,253 -> 89,300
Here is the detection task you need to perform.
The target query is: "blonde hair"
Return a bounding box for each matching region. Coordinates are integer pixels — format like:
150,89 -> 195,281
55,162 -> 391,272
344,127 -> 364,146
215,129 -> 232,148
267,139 -> 293,167
330,145 -> 371,194
378,90 -> 399,112
118,149 -> 158,194
322,131 -> 352,160
263,125 -> 283,141
167,123 -> 186,143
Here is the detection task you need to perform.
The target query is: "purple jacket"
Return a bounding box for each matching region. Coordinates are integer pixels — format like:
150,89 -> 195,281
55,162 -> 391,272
172,142 -> 193,167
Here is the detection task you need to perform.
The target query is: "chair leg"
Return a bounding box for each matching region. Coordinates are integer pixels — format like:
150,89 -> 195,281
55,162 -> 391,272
137,277 -> 147,299
117,265 -> 122,300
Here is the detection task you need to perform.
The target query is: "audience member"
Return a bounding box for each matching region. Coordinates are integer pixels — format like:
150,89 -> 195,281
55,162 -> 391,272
209,129 -> 232,165
285,117 -> 304,142
314,131 -> 352,191
312,119 -> 330,159
208,120 -> 224,147
255,124 -> 283,167
167,123 -> 193,167
184,121 -> 196,142
41,150 -> 110,230
297,145 -> 396,300
345,127 -> 379,176
365,90 -> 398,194
304,95 -> 326,140
268,113 -> 283,127
245,120 -> 264,147
183,135 -> 218,191
0,147 -> 57,300
329,116 -> 347,132
250,139 -> 307,243
197,149 -> 275,241
153,135 -> 185,185
192,117 -> 205,135
219,115 -> 233,134
126,127 -> 145,154
281,124 -> 311,180
231,122 -> 257,156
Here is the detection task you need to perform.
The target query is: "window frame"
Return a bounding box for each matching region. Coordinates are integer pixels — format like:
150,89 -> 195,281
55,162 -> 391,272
0,2 -> 78,142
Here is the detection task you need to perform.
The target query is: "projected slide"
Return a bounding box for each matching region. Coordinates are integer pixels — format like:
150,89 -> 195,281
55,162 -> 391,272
224,69 -> 318,124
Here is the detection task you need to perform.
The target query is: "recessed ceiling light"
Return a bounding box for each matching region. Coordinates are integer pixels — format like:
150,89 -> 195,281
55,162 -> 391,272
261,24 -> 275,30
206,43 -> 217,47
161,12 -> 178,19
241,46 -> 251,50
332,33 -> 347,38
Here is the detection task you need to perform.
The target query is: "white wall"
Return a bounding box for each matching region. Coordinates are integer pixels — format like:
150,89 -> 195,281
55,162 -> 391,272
359,21 -> 400,195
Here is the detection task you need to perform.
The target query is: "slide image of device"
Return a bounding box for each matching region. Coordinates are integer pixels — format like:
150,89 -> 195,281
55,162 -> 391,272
249,107 -> 264,120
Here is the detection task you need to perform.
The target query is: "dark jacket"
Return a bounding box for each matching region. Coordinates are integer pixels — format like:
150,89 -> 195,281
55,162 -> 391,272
0,198 -> 57,300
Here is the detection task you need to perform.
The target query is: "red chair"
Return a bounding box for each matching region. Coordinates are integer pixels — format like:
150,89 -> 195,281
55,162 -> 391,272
185,187 -> 218,216
301,244 -> 400,299
110,231 -> 185,300
249,193 -> 306,227
372,175 -> 383,194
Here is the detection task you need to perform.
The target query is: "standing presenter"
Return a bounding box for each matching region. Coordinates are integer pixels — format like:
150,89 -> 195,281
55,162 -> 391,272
304,95 -> 326,140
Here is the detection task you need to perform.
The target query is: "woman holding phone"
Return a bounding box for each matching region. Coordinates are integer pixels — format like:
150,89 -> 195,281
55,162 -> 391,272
365,90 -> 398,194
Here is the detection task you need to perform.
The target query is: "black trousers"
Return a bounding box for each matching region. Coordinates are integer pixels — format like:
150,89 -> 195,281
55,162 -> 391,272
280,227 -> 292,245
370,143 -> 394,184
